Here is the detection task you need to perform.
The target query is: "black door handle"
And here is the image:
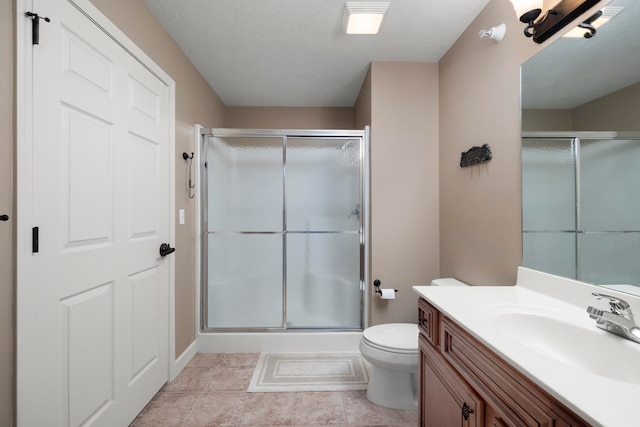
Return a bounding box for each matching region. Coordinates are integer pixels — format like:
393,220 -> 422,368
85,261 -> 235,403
0,214 -> 8,221
159,243 -> 175,257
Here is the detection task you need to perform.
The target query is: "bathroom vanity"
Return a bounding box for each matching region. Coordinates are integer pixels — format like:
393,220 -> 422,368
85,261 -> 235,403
414,268 -> 640,426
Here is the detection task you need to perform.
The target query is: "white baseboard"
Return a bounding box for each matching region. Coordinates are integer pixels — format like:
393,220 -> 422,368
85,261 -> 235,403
196,331 -> 362,353
170,340 -> 197,382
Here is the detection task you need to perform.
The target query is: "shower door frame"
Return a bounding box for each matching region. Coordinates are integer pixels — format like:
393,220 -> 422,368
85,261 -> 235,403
199,127 -> 370,332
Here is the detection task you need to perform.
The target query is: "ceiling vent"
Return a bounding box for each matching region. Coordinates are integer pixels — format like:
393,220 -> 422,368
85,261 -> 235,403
344,2 -> 390,35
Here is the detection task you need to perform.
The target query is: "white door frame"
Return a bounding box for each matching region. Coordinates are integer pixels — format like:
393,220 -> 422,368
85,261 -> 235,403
16,0 -> 177,422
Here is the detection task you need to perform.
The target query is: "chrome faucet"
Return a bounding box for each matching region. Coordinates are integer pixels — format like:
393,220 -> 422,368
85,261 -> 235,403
587,293 -> 640,344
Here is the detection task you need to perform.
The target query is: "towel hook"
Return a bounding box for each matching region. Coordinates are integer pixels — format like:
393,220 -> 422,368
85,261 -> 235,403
183,152 -> 195,199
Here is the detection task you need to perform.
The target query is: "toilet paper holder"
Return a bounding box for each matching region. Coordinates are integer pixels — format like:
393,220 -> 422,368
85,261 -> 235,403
373,279 -> 398,296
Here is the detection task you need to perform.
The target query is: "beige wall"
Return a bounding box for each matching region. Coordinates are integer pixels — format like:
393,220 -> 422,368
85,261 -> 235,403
573,82 -> 640,131
523,82 -> 640,132
439,0 -> 540,285
225,107 -> 355,129
1,0 -> 14,424
88,0 -> 227,356
354,67 -> 372,130
366,62 -> 440,325
522,108 -> 573,131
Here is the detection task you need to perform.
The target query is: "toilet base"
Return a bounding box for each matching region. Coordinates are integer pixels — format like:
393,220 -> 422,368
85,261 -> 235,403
366,365 -> 418,410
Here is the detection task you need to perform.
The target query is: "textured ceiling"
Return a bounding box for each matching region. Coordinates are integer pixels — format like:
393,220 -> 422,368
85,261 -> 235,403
143,0 -> 490,107
522,0 -> 640,109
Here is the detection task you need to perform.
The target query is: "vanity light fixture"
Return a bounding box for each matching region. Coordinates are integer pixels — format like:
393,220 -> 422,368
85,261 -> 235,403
509,0 -> 602,43
563,5 -> 624,38
344,2 -> 390,35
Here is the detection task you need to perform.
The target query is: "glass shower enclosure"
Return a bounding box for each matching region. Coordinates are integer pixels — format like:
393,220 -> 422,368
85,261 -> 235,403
201,129 -> 368,331
522,132 -> 640,286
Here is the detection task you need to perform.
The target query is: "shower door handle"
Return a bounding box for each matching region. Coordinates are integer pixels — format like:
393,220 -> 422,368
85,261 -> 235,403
159,243 -> 175,257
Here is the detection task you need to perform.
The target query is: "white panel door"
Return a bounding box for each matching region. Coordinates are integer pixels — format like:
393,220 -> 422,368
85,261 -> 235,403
18,0 -> 172,425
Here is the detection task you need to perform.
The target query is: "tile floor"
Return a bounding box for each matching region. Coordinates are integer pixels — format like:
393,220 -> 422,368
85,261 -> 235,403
131,353 -> 418,426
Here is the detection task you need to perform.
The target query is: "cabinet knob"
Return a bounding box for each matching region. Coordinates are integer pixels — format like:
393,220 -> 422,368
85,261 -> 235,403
419,316 -> 429,326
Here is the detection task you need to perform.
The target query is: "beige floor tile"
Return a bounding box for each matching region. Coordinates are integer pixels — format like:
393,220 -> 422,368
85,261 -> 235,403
222,352 -> 260,367
342,391 -> 418,425
239,392 -> 297,425
206,366 -> 255,392
162,367 -> 216,392
184,391 -> 247,426
293,392 -> 348,426
130,392 -> 201,426
188,352 -> 227,368
136,354 -> 419,427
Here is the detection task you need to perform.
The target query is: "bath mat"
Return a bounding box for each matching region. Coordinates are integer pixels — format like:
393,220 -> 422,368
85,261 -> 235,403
247,352 -> 369,392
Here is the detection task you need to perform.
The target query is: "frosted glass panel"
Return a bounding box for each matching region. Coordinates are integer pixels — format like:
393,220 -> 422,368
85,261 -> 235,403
207,234 -> 283,328
207,136 -> 283,232
287,138 -> 360,232
286,233 -> 361,329
580,233 -> 640,286
522,232 -> 576,279
581,139 -> 640,231
522,139 -> 575,231
203,131 -> 365,331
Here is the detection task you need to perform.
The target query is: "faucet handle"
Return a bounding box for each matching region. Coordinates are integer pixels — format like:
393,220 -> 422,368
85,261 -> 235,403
591,293 -> 632,315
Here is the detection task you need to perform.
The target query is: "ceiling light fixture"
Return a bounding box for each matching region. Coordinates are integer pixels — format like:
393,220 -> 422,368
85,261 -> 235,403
344,2 -> 390,35
509,0 -> 602,43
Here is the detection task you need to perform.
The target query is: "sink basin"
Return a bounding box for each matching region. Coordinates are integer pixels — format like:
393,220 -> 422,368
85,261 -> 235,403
485,304 -> 640,384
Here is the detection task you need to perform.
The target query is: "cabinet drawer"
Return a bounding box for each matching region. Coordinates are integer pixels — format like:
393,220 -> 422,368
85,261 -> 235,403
418,298 -> 439,346
440,316 -> 588,427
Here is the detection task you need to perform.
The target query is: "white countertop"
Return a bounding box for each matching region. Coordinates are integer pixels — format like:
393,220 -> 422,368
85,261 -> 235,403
413,267 -> 640,427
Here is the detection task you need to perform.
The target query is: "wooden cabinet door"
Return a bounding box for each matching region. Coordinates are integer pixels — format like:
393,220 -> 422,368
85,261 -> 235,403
420,336 -> 483,427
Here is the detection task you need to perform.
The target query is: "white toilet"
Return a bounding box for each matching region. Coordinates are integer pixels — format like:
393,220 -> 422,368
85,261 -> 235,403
359,278 -> 468,409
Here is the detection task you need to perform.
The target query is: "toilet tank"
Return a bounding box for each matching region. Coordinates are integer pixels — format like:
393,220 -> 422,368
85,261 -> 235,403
431,278 -> 468,287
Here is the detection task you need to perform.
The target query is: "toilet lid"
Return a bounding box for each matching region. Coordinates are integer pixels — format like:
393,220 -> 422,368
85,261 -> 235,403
362,323 -> 418,351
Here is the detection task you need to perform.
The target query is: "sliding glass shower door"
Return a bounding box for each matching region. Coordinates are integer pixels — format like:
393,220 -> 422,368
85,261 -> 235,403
206,136 -> 284,328
203,130 -> 366,331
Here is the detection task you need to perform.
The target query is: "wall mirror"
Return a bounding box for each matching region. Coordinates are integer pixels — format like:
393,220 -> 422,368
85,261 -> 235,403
520,0 -> 640,295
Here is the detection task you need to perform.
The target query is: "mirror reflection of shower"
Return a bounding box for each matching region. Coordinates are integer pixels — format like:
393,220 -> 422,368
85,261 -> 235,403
522,133 -> 640,287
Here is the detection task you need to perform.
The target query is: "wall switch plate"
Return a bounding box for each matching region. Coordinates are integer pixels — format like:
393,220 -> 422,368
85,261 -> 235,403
179,209 -> 185,225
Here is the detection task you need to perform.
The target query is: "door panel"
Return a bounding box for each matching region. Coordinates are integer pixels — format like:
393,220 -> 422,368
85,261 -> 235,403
19,0 -> 172,425
130,267 -> 161,380
61,283 -> 115,426
130,134 -> 160,237
61,105 -> 114,248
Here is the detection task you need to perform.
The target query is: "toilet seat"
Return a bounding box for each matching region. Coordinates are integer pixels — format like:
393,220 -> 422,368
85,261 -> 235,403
362,323 -> 418,354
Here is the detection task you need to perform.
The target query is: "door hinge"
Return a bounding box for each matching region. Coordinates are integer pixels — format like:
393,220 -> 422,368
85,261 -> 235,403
25,11 -> 50,45
32,227 -> 39,253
